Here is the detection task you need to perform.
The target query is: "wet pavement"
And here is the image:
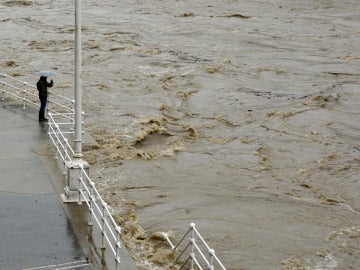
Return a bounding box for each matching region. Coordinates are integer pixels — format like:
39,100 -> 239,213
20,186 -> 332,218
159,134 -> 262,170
0,102 -> 136,270
0,102 -> 90,269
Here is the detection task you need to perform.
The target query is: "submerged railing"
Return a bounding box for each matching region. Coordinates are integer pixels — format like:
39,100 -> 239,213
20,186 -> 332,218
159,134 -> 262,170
163,223 -> 226,270
0,73 -> 227,270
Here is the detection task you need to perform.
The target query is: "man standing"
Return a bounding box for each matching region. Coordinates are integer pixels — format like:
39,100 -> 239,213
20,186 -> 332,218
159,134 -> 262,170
36,76 -> 53,122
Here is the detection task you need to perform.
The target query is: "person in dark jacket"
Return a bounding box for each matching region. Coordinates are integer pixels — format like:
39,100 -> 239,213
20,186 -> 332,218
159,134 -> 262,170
36,76 -> 53,121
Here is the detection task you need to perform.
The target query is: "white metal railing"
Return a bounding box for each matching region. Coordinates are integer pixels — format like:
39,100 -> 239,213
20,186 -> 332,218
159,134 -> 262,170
48,113 -> 75,172
77,164 -> 122,267
48,112 -> 123,269
0,73 -> 74,120
162,223 -> 227,270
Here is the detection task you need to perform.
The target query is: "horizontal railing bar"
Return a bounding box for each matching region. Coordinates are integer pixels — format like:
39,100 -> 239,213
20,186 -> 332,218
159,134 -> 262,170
104,233 -> 117,256
48,131 -> 75,134
104,204 -> 118,228
175,241 -> 191,264
50,114 -> 74,122
0,81 -> 27,92
47,131 -> 73,160
191,254 -> 204,270
48,123 -> 74,126
0,73 -> 32,85
48,138 -> 66,162
50,112 -> 75,116
213,255 -> 227,270
59,141 -> 72,161
104,218 -> 117,242
48,90 -> 75,103
178,256 -> 191,270
0,89 -> 38,105
79,177 -> 91,195
192,226 -> 212,252
0,83 -> 39,99
58,131 -> 75,135
192,240 -> 210,267
90,207 -> 103,231
79,189 -> 91,209
92,199 -> 104,221
48,100 -> 73,113
174,226 -> 192,251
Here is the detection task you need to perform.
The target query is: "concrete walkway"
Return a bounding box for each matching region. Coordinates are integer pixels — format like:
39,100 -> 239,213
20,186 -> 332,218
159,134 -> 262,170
0,102 -> 136,270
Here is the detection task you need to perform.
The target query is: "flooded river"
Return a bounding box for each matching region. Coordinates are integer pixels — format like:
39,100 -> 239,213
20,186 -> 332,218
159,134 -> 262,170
1,0 -> 360,269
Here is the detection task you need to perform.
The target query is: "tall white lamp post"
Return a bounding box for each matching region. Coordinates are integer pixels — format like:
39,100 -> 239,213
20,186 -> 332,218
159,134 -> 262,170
74,0 -> 83,158
63,0 -> 89,202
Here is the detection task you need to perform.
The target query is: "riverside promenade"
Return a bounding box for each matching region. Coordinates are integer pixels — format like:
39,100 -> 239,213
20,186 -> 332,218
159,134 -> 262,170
0,101 -> 136,270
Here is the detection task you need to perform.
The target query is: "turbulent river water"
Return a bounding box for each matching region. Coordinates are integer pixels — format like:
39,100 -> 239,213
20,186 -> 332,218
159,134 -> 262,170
1,0 -> 360,269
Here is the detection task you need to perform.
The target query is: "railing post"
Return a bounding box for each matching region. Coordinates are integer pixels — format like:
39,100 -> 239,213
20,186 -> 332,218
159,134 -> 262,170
22,83 -> 26,110
88,181 -> 94,226
77,164 -> 83,205
54,124 -> 60,160
63,138 -> 68,174
190,223 -> 196,270
101,201 -> 107,250
209,249 -> 215,270
115,226 -> 121,270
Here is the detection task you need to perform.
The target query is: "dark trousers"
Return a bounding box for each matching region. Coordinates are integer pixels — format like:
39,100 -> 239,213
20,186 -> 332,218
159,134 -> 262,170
39,96 -> 47,120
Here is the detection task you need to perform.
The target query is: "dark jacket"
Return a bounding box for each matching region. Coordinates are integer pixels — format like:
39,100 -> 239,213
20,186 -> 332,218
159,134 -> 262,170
37,76 -> 53,98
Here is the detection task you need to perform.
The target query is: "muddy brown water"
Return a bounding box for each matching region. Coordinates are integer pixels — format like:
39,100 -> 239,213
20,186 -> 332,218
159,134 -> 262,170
1,0 -> 360,269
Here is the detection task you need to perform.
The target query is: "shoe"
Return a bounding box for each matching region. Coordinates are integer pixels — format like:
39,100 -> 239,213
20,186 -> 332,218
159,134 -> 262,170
39,110 -> 48,122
